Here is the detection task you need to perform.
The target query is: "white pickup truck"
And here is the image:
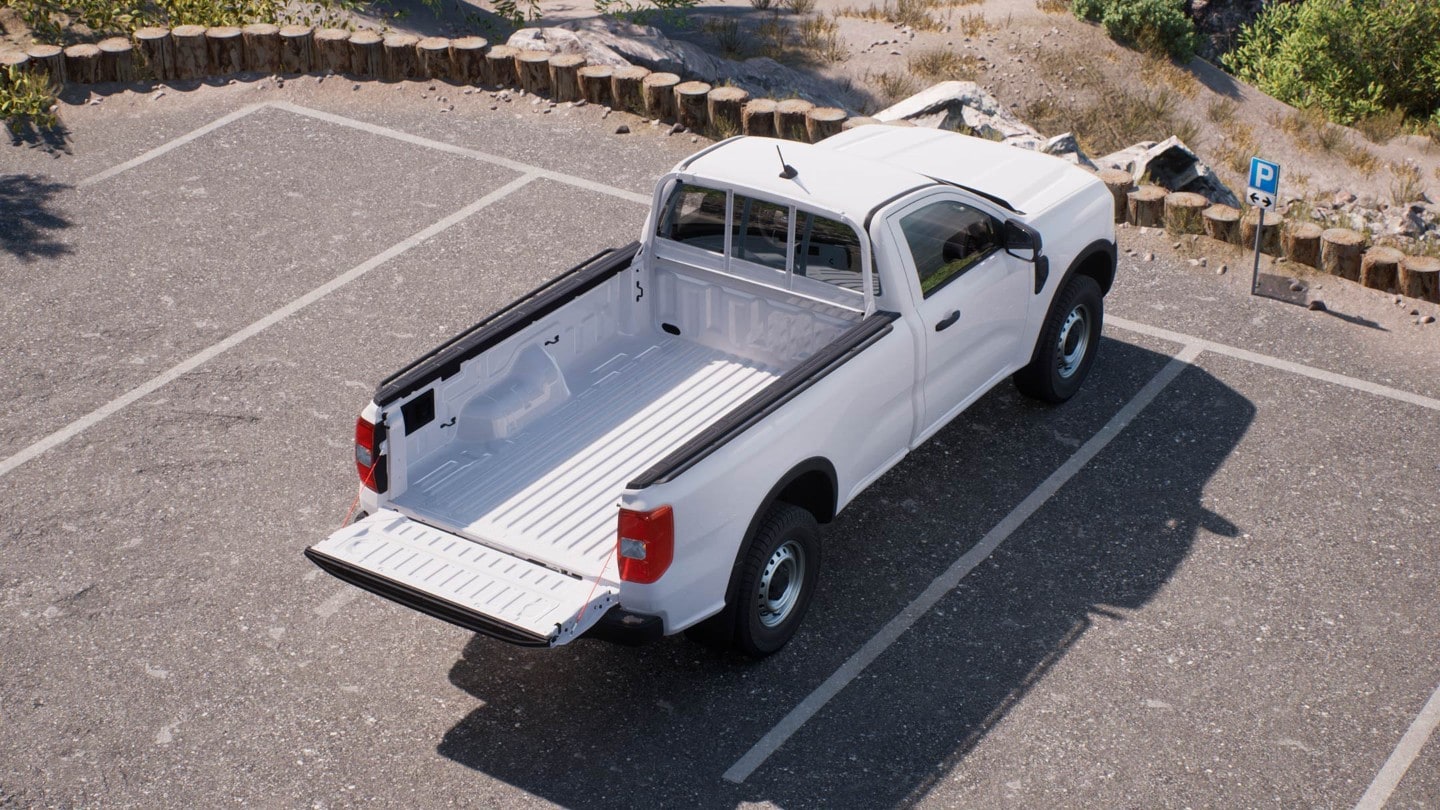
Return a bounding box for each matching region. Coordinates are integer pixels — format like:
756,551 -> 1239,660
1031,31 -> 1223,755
307,126 -> 1116,656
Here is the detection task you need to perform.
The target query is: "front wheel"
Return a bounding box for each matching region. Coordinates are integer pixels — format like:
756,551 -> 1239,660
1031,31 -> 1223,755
1014,274 -> 1104,403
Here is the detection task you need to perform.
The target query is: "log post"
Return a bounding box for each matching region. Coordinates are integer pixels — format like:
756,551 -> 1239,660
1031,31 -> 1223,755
707,86 -> 748,136
171,25 -> 207,80
279,25 -> 314,73
548,53 -> 586,102
348,30 -> 383,77
806,107 -> 847,142
1281,221 -> 1323,268
642,72 -> 680,121
206,26 -> 243,75
1319,228 -> 1364,281
26,44 -> 66,85
775,99 -> 814,141
675,81 -> 711,131
63,44 -> 101,85
1098,168 -> 1133,224
1241,210 -> 1282,255
97,38 -> 133,83
610,66 -> 649,113
313,28 -> 350,74
133,29 -> 173,80
383,33 -> 419,81
742,99 -> 777,136
483,44 -> 517,87
842,115 -> 880,130
449,36 -> 487,84
1163,192 -> 1208,235
1399,255 -> 1440,303
1,51 -> 29,74
1127,185 -> 1166,227
416,37 -> 451,80
242,23 -> 281,73
578,64 -> 613,105
515,50 -> 552,95
1359,247 -> 1404,292
1202,204 -> 1241,244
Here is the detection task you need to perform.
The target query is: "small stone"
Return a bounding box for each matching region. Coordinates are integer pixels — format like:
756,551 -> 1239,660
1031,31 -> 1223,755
1125,248 -> 1135,256
464,88 -> 473,95
1411,308 -> 1420,316
669,122 -> 685,135
574,98 -> 588,107
1289,281 -> 1305,292
1424,315 -> 1437,324
601,107 -> 611,119
1395,296 -> 1404,304
1144,253 -> 1155,262
353,84 -> 360,91
152,90 -> 166,100
691,136 -> 699,143
1188,259 -> 1200,267
1307,300 -> 1327,312
428,84 -> 437,92
1199,257 -> 1208,267
1217,264 -> 1228,275
541,108 -> 551,114
1172,241 -> 1181,249
275,79 -> 284,88
615,124 -> 630,134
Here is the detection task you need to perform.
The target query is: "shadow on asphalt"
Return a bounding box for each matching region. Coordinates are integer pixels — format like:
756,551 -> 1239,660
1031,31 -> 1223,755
0,174 -> 72,261
433,340 -> 1254,808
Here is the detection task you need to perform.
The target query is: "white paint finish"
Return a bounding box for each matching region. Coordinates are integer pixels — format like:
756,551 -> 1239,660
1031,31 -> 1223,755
76,102 -> 268,188
0,174 -> 539,480
1355,682 -> 1440,810
722,344 -> 1203,783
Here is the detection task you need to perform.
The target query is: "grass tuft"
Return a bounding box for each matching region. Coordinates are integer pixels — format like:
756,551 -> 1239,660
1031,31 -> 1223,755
908,46 -> 980,81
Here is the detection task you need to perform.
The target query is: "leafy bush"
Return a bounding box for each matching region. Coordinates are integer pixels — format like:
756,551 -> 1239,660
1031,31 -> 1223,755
1223,0 -> 1440,126
1,66 -> 58,131
10,0 -> 358,42
1072,0 -> 1198,61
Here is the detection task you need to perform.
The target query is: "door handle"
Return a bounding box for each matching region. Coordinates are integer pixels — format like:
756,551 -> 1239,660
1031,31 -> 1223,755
935,310 -> 960,331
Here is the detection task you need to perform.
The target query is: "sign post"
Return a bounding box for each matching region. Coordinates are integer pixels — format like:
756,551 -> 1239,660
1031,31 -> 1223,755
1246,157 -> 1280,295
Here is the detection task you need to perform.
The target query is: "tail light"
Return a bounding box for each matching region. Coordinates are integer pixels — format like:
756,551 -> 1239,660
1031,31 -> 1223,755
617,506 -> 674,584
355,416 -> 387,492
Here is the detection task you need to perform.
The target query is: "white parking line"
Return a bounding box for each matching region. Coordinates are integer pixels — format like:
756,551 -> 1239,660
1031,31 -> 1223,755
77,103 -> 268,188
1355,682 -> 1440,810
722,343 -> 1205,783
0,173 -> 539,480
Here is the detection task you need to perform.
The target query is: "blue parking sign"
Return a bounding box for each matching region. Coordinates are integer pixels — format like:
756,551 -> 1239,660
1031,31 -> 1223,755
1248,158 -> 1280,195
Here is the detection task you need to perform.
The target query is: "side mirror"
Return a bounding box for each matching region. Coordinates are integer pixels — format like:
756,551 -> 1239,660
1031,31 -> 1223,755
1003,219 -> 1042,255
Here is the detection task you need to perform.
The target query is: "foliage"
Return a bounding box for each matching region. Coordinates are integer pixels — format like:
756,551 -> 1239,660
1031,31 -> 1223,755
1,66 -> 58,131
1222,0 -> 1440,126
12,0 -> 358,42
1074,0 -> 1197,61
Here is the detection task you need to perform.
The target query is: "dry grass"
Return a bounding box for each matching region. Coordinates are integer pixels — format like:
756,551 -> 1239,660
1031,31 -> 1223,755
868,69 -> 920,106
1390,161 -> 1425,204
798,15 -> 847,61
1341,141 -> 1379,172
1021,86 -> 1192,157
1356,108 -> 1406,144
955,11 -> 992,36
838,0 -> 946,31
908,47 -> 981,81
1035,0 -> 1068,12
750,0 -> 777,9
1206,98 -> 1238,126
1215,129 -> 1259,176
786,0 -> 817,11
756,13 -> 792,60
704,18 -> 747,58
1141,54 -> 1199,98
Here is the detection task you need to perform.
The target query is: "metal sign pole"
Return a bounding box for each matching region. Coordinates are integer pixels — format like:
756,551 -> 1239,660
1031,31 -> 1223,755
1250,207 -> 1264,296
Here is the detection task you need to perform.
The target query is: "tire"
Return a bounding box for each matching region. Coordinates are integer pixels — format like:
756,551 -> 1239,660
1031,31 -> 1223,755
686,502 -> 821,657
1013,274 -> 1103,404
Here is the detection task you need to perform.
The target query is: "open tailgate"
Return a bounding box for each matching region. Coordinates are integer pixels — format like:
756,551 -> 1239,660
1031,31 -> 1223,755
305,510 -> 617,647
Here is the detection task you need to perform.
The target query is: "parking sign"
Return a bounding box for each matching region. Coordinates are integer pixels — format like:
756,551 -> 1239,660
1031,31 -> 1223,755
1247,157 -> 1280,211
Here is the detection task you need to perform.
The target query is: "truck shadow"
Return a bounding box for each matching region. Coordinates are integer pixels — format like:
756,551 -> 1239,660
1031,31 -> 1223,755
435,338 -> 1254,808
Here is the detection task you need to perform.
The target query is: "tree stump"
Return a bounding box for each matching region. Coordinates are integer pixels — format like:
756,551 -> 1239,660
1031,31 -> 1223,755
742,99 -> 777,136
642,72 -> 680,121
1,51 -> 29,78
132,29 -> 172,80
242,23 -> 281,73
205,27 -> 243,75
675,81 -> 711,130
610,66 -> 649,113
97,38 -> 133,83
806,107 -> 846,142
25,44 -> 66,85
279,25 -> 313,73
313,28 -> 350,74
416,37 -> 450,79
1320,228 -> 1364,281
515,50 -> 552,95
170,25 -> 207,79
572,64 -> 610,105
483,45 -> 517,87
1282,221 -> 1323,268
842,115 -> 880,130
1359,247 -> 1404,292
548,54 -> 586,102
383,33 -> 419,81
775,99 -> 814,141
449,36 -> 487,84
1399,255 -> 1440,303
63,44 -> 101,85
1202,204 -> 1240,244
1098,169 -> 1133,224
1127,185 -> 1166,227
1163,192 -> 1208,235
348,30 -> 383,77
1241,210 -> 1282,255
707,86 -> 748,136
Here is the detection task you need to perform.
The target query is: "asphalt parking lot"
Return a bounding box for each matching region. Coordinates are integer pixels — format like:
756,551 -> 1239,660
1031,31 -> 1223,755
3,78 -> 1439,808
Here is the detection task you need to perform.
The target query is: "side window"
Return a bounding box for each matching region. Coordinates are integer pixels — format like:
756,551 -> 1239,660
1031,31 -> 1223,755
795,211 -> 878,294
898,200 -> 1000,297
730,194 -> 790,272
656,184 -> 727,254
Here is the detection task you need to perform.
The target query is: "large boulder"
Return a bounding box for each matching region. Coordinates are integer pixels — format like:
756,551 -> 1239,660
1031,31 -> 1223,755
1097,136 -> 1240,208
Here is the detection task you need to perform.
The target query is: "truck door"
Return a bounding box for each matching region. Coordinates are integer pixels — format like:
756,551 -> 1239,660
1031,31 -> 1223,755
890,195 -> 1032,439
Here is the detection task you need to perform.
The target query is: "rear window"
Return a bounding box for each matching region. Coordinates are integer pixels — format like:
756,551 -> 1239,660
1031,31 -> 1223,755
656,184 -> 727,254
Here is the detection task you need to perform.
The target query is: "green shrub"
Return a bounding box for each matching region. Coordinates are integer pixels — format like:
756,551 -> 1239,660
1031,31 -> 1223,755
1223,0 -> 1440,126
1072,0 -> 1198,61
1071,0 -> 1104,21
1,66 -> 58,131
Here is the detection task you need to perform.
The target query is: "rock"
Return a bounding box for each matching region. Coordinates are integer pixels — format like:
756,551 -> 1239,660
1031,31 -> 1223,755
1424,315 -> 1436,324
1144,252 -> 1155,262
874,81 -> 1048,151
1040,132 -> 1096,170
1199,257 -> 1208,267
615,124 -> 630,134
668,121 -> 685,135
1308,300 -> 1327,311
1289,281 -> 1304,292
1098,136 -> 1240,208
1216,265 -> 1227,275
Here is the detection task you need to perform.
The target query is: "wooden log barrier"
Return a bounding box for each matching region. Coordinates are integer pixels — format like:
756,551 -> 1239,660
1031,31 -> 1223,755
97,38 -> 133,82
806,107 -> 846,142
842,115 -> 880,130
742,99 -> 777,136
1202,204 -> 1241,244
1098,169 -> 1133,223
242,24 -> 280,73
26,44 -> 66,85
1127,185 -> 1166,227
1399,255 -> 1440,303
483,45 -> 517,87
416,37 -> 451,80
610,66 -> 649,114
348,30 -> 383,77
63,44 -> 101,85
0,51 -> 29,75
1163,191 -> 1209,235
706,86 -> 748,136
515,50 -> 552,95
171,25 -> 207,79
1282,221 -> 1323,268
206,26 -> 243,75
548,54 -> 586,102
1320,228 -> 1364,281
675,81 -> 711,131
383,33 -> 419,81
1360,246 -> 1404,292
775,99 -> 813,141
1241,210 -> 1282,255
642,72 -> 680,121
313,28 -> 350,74
449,36 -> 487,83
279,25 -> 314,73
578,65 -> 612,105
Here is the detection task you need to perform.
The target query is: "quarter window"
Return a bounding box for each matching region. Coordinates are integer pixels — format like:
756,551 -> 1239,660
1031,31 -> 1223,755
899,200 -> 1000,297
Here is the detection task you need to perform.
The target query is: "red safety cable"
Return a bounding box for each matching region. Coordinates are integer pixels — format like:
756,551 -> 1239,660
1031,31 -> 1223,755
573,551 -> 614,628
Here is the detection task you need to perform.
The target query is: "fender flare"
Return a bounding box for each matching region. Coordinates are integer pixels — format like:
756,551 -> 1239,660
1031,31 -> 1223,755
1025,238 -> 1116,364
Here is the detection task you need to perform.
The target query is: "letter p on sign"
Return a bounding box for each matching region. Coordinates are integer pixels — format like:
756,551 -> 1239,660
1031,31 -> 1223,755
1247,157 -> 1280,211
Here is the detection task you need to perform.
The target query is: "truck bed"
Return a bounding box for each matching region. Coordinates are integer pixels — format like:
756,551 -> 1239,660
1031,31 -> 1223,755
392,334 -> 781,578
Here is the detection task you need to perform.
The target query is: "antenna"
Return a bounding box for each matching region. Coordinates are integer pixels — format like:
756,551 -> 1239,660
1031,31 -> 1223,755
776,145 -> 798,180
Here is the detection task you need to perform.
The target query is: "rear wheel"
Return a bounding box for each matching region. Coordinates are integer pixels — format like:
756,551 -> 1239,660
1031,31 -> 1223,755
1014,274 -> 1103,403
